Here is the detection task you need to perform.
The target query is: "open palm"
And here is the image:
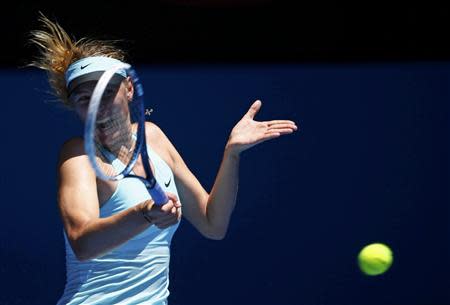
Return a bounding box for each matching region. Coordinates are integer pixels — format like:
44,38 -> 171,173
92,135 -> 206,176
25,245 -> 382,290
226,100 -> 298,154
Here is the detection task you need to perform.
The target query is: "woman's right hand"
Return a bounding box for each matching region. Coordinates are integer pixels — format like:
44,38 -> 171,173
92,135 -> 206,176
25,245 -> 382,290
141,192 -> 182,229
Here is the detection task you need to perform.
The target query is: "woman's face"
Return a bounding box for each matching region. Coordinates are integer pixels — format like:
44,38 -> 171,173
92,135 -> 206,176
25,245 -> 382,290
69,77 -> 134,150
69,77 -> 133,123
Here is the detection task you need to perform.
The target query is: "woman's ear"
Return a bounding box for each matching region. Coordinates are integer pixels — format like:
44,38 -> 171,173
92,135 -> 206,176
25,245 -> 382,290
126,76 -> 134,100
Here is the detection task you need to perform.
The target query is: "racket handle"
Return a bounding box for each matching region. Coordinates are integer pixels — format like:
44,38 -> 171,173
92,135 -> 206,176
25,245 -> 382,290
148,182 -> 169,206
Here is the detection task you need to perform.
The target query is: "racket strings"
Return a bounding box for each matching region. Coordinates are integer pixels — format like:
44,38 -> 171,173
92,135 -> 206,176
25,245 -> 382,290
93,88 -> 141,178
86,66 -> 147,181
94,130 -> 138,176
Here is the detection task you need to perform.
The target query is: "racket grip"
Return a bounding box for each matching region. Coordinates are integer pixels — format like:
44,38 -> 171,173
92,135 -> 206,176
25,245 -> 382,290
149,182 -> 169,206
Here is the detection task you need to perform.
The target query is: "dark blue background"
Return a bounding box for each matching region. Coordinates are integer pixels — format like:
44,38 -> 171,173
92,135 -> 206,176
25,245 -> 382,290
0,63 -> 448,305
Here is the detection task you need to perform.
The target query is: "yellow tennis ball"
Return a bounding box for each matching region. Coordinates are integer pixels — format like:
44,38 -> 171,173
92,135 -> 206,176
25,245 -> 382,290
358,243 -> 393,276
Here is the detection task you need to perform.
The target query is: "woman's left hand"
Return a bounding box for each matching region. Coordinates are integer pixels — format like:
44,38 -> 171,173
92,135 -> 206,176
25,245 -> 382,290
225,100 -> 298,156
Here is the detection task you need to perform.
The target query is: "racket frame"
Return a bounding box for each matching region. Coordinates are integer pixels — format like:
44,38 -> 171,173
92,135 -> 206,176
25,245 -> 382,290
84,63 -> 168,205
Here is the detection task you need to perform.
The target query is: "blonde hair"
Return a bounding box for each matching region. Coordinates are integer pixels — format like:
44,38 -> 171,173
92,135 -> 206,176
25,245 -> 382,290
28,13 -> 127,108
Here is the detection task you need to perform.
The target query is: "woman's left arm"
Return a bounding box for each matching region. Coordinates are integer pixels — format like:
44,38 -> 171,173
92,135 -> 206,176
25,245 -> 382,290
155,100 -> 298,239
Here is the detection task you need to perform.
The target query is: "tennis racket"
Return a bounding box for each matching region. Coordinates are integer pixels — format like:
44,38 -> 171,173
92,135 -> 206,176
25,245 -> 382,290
84,63 -> 168,205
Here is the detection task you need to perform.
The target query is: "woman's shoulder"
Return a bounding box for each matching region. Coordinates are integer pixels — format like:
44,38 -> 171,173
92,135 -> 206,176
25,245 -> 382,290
58,137 -> 87,165
145,121 -> 162,136
145,121 -> 176,169
145,121 -> 168,146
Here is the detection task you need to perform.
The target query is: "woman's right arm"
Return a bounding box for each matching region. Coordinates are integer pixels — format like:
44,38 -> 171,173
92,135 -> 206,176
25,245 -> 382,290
57,138 -> 180,262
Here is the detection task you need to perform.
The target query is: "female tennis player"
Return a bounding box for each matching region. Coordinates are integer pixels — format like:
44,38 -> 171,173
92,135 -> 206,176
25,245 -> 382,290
29,14 -> 297,305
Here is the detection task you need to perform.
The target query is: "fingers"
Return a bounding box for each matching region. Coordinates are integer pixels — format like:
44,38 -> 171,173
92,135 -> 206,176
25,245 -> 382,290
267,119 -> 296,126
166,192 -> 179,203
164,192 -> 181,209
266,128 -> 295,135
154,207 -> 182,229
147,197 -> 182,229
265,120 -> 298,136
267,120 -> 298,130
255,126 -> 295,145
176,205 -> 182,221
245,100 -> 262,119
